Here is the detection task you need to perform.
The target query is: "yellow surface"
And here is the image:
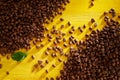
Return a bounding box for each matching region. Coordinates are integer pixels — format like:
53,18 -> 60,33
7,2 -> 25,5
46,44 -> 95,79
0,0 -> 120,80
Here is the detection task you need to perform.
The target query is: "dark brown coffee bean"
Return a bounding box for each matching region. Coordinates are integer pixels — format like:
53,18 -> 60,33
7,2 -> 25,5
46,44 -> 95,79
83,24 -> 86,28
46,77 -> 49,80
51,53 -> 57,57
45,60 -> 49,64
6,71 -> 9,75
90,1 -> 94,7
78,27 -> 83,32
0,64 -> 2,69
63,38 -> 67,42
60,18 -> 64,21
60,25 -> 64,29
58,58 -> 62,62
38,60 -> 43,65
91,18 -> 95,23
45,51 -> 49,55
58,9 -> 120,80
0,0 -> 69,54
31,55 -> 35,59
50,77 -> 54,80
45,69 -> 48,73
47,47 -> 52,51
52,64 -> 56,68
40,64 -> 45,68
68,21 -> 71,26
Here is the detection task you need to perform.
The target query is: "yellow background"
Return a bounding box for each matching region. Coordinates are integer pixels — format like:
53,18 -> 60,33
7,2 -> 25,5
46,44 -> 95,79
0,0 -> 120,80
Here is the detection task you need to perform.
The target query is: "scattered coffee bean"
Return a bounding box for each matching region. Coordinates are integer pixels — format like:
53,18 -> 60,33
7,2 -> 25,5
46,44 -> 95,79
40,64 -> 45,68
50,77 -> 54,80
83,24 -> 86,28
58,58 -> 62,62
91,18 -> 95,23
68,21 -> 71,26
60,25 -> 64,29
58,9 -> 120,80
38,60 -> 43,65
63,38 -> 67,42
46,77 -> 49,80
45,51 -> 49,55
0,0 -> 69,54
31,55 -> 35,59
52,64 -> 56,68
63,43 -> 67,47
51,53 -> 57,57
0,64 -> 2,69
47,47 -> 52,51
78,27 -> 83,32
6,71 -> 9,75
45,60 -> 49,64
60,18 -> 64,21
45,69 -> 49,73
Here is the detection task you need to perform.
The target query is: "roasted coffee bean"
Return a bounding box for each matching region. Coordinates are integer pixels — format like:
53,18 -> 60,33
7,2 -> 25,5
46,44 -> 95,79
51,53 -> 57,57
45,69 -> 49,73
58,9 -> 120,80
58,58 -> 62,62
91,18 -> 95,23
52,64 -> 56,68
0,0 -> 69,54
6,71 -> 9,75
60,18 -> 64,21
31,55 -> 35,59
83,24 -> 86,28
38,60 -> 43,65
45,60 -> 49,64
47,47 -> 52,51
40,64 -> 45,68
60,25 -> 64,29
68,21 -> 71,26
78,27 -> 83,32
45,51 -> 49,55
0,64 -> 2,69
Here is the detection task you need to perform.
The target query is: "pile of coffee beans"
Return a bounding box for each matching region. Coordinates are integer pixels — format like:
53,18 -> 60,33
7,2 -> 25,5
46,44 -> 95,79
57,12 -> 120,79
0,0 -> 69,54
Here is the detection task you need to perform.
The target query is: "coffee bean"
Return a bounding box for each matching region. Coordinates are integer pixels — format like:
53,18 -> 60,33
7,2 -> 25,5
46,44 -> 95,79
91,18 -> 95,23
68,21 -> 71,26
51,53 -> 57,57
31,55 -> 35,59
47,47 -> 52,51
58,9 -> 120,80
52,64 -> 56,68
6,71 -> 9,75
40,64 -> 45,68
46,77 -> 49,80
60,18 -> 64,21
38,60 -> 43,65
58,58 -> 62,62
83,24 -> 86,28
45,60 -> 49,64
46,69 -> 48,73
0,64 -> 2,69
45,51 -> 49,55
60,25 -> 64,29
0,0 -> 69,54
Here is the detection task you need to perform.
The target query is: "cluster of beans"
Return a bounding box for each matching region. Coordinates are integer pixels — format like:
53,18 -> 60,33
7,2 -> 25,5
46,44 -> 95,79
0,0 -> 70,54
57,9 -> 120,80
